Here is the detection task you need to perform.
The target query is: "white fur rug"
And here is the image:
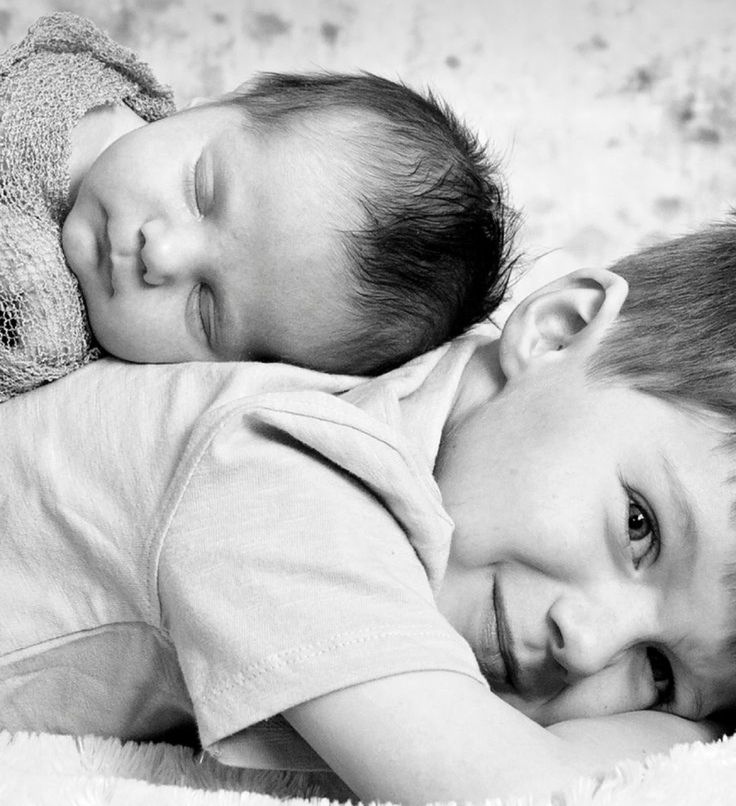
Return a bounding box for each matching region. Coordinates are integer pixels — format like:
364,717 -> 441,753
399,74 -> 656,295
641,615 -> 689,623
1,730 -> 736,805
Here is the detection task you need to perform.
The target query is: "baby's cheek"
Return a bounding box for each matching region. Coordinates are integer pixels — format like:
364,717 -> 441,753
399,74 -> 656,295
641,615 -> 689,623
61,200 -> 97,283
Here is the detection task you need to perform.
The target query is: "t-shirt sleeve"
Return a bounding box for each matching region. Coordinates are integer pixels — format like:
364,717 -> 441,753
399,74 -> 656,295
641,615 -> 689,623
156,395 -> 485,751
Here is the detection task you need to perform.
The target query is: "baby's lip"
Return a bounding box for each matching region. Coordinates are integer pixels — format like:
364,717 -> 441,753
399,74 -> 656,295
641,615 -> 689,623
494,583 -> 520,693
478,580 -> 515,693
96,224 -> 114,296
105,226 -> 143,295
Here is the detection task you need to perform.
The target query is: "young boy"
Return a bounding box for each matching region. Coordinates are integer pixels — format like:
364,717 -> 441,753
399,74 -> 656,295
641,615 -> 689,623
0,12 -> 513,402
2,221 -> 733,803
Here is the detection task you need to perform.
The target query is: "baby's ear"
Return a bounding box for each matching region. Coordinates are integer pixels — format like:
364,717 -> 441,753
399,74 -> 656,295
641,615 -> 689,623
225,78 -> 262,98
181,95 -> 214,110
229,81 -> 253,95
499,268 -> 628,379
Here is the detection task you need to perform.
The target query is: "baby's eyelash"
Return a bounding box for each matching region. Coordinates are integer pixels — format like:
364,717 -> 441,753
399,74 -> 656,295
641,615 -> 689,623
197,284 -> 212,342
185,158 -> 202,217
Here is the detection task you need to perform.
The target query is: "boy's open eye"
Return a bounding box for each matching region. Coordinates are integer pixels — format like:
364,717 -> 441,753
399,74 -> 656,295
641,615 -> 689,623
627,495 -> 660,568
646,646 -> 675,707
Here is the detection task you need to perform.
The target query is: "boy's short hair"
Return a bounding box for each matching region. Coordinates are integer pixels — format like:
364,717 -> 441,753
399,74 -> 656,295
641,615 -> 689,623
587,221 -> 736,425
587,221 -> 736,728
219,72 -> 517,374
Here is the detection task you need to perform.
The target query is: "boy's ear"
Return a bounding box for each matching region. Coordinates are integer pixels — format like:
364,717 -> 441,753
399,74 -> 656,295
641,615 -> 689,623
499,268 -> 628,379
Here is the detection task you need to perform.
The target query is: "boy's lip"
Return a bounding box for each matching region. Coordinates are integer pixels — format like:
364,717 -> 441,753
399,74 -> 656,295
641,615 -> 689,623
491,581 -> 569,704
494,586 -> 567,703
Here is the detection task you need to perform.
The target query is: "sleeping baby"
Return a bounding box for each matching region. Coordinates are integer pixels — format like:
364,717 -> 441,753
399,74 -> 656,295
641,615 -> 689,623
0,12 -> 515,401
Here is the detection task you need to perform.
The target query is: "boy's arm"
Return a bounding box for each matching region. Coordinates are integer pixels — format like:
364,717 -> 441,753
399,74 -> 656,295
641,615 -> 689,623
284,671 -> 597,805
282,671 -> 720,806
547,711 -> 721,763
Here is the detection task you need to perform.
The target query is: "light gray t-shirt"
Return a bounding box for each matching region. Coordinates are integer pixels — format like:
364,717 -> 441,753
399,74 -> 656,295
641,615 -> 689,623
1,338 -> 486,759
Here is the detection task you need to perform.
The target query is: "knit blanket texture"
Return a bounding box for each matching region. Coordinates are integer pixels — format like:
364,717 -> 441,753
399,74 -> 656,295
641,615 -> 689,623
0,12 -> 175,401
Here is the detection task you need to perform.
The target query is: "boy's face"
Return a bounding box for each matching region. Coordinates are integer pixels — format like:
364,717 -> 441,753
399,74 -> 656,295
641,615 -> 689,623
62,103 -> 356,367
435,343 -> 736,726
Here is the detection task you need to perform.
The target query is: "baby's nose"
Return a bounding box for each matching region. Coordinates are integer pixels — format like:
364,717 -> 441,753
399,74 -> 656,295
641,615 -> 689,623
141,256 -> 166,287
139,222 -> 190,286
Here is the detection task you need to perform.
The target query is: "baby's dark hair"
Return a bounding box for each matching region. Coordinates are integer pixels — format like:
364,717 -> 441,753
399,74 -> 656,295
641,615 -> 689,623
587,221 -> 736,424
219,72 -> 517,374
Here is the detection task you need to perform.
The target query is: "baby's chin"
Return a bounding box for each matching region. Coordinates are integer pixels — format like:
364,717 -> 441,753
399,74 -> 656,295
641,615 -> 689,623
87,315 -> 211,364
91,334 -> 164,364
78,305 -> 144,363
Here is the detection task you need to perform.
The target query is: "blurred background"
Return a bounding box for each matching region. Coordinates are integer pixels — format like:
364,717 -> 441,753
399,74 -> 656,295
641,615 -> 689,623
2,0 -> 735,315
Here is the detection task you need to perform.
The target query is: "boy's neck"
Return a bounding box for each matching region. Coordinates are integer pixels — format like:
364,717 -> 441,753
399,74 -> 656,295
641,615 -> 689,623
443,334 -> 506,438
67,102 -> 146,206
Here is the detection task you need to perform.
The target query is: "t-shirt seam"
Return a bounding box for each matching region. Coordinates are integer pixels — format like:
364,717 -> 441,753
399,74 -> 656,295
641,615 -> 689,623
197,627 -> 457,706
235,399 -> 452,526
146,404 -> 241,625
1,619 -> 175,659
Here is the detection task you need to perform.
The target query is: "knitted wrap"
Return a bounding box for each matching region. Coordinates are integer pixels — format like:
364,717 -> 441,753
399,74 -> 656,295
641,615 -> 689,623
0,12 -> 175,401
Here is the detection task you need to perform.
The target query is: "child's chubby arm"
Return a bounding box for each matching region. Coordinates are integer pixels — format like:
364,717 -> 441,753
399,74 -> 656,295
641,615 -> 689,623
280,671 -> 725,805
547,710 -> 721,762
280,670 -> 711,805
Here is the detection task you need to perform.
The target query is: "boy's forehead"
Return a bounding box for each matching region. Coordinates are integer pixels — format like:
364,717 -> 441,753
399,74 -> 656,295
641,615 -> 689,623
702,627 -> 736,716
719,548 -> 736,663
673,436 -> 736,717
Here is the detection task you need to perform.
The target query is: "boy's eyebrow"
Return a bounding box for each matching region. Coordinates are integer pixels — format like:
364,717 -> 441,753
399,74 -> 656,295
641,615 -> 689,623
661,453 -> 696,560
661,454 -> 733,719
724,475 -> 736,668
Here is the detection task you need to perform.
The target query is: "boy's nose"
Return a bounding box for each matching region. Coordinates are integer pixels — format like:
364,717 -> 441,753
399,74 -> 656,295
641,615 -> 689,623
547,588 -> 655,680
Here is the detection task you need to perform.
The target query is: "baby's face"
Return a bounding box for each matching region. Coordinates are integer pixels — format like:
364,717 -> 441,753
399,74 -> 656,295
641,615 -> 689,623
434,346 -> 736,726
62,103 -> 357,368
